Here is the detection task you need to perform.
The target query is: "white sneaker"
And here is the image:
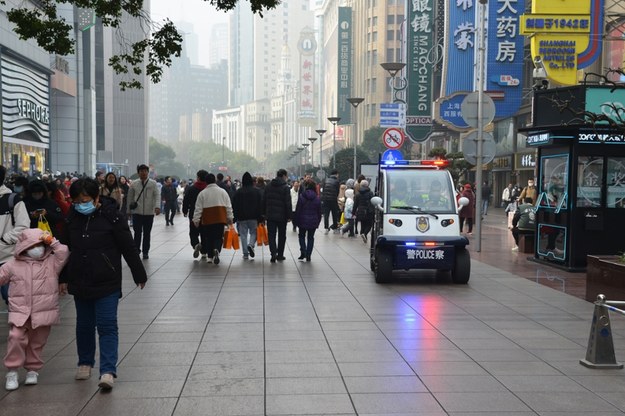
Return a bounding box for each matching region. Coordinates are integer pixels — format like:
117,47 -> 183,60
98,373 -> 114,390
511,246 -> 519,251
201,254 -> 207,259
193,243 -> 202,258
24,371 -> 38,385
324,229 -> 330,235
5,371 -> 18,391
75,365 -> 92,380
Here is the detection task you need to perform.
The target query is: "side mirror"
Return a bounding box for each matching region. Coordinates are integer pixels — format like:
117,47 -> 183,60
371,196 -> 384,211
458,197 -> 469,207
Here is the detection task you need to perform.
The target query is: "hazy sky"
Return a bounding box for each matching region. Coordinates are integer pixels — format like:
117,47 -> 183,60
151,0 -> 229,67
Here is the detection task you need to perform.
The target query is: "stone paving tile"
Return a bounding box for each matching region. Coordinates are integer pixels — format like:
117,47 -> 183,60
266,393 -> 354,415
174,395 -> 264,416
351,392 -> 446,414
266,377 -> 347,395
343,375 -> 428,393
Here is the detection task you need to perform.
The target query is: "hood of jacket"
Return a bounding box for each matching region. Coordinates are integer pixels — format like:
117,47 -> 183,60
345,189 -> 354,199
28,180 -> 48,198
242,172 -> 254,187
303,189 -> 317,201
15,228 -> 52,259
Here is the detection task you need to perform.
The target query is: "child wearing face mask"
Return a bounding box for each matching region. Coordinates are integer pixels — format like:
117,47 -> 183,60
0,228 -> 69,391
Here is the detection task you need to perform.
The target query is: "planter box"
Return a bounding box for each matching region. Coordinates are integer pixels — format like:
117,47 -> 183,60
586,255 -> 625,302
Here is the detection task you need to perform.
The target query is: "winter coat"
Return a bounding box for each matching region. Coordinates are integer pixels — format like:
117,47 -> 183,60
344,197 -> 354,220
127,178 -> 160,215
60,198 -> 147,299
295,189 -> 322,230
192,184 -> 233,226
519,186 -> 538,205
100,185 -> 123,209
232,185 -> 262,222
0,228 -> 69,328
262,177 -> 292,222
161,184 -> 178,204
321,175 -> 340,202
353,187 -> 374,221
459,189 -> 476,219
290,187 -> 299,212
23,182 -> 64,231
182,181 -> 207,219
0,185 -> 30,264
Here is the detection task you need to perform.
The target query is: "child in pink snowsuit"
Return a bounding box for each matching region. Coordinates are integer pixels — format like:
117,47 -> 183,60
0,228 -> 69,390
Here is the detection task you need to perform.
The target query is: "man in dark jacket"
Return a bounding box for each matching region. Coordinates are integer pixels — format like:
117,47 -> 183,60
182,170 -> 209,259
321,169 -> 340,234
232,172 -> 262,260
353,180 -> 374,244
262,169 -> 292,263
161,176 -> 178,226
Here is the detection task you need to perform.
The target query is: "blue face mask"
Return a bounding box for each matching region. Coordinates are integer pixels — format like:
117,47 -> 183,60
14,186 -> 23,193
75,201 -> 96,215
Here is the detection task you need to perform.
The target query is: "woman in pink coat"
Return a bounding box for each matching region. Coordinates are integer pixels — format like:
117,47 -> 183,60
0,228 -> 69,391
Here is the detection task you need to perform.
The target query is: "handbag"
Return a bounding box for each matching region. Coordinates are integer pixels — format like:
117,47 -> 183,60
256,223 -> 269,246
230,225 -> 240,250
223,226 -> 233,249
339,212 -> 346,225
38,215 -> 53,235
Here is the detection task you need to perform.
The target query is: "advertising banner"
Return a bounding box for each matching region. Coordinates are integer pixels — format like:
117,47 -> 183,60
520,0 -> 604,85
442,0 -> 476,96
585,88 -> 625,125
337,7 -> 352,125
298,28 -> 317,121
487,0 -> 525,118
406,0 -> 434,142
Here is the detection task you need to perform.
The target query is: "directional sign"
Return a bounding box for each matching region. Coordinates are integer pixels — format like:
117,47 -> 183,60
379,103 -> 406,128
382,128 -> 405,150
381,149 -> 404,163
462,131 -> 496,165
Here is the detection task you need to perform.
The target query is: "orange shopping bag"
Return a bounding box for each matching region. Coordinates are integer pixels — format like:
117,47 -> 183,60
230,225 -> 240,250
257,223 -> 269,246
223,226 -> 233,249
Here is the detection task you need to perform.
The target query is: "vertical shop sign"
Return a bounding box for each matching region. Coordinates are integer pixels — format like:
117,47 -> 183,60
337,7 -> 352,125
442,0 -> 476,96
298,28 -> 317,121
406,0 -> 434,142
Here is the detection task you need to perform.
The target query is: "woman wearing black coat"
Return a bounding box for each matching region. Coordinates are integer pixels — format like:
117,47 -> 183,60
23,180 -> 64,233
59,178 -> 147,390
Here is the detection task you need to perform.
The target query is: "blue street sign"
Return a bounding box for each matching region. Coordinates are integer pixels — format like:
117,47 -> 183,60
379,102 -> 406,128
380,103 -> 401,109
380,111 -> 400,117
381,149 -> 404,164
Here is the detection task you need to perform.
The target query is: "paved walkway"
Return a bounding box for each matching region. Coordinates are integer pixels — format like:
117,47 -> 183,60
1,213 -> 624,415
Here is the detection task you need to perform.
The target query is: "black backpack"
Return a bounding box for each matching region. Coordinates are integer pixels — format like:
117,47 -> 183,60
0,193 -> 20,226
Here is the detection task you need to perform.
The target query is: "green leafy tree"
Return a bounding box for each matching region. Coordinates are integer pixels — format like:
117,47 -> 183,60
360,127 -> 387,162
148,137 -> 186,177
329,148 -> 371,181
4,0 -> 279,89
426,147 -> 471,184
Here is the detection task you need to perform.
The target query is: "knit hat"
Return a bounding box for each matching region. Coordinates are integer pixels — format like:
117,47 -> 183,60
360,180 -> 369,188
345,178 -> 355,189
464,183 -> 472,190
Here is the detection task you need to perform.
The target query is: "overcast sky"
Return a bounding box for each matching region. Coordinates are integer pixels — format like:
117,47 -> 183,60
151,0 -> 229,67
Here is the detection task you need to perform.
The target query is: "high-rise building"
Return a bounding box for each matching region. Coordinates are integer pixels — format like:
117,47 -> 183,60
209,23 -> 229,67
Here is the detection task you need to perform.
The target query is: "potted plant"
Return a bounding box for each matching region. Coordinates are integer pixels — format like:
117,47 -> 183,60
586,254 -> 625,302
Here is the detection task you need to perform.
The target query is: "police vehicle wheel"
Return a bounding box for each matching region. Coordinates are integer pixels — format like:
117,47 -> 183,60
451,247 -> 470,284
375,249 -> 393,284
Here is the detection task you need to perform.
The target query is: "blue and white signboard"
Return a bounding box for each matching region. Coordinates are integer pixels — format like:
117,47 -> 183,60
436,93 -> 470,130
379,103 -> 406,128
442,0 -> 476,96
381,149 -> 404,164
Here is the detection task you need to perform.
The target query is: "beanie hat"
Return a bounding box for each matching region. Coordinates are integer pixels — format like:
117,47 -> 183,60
360,180 -> 369,188
464,183 -> 472,190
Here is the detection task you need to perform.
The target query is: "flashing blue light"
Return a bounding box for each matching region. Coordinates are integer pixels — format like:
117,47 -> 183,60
381,149 -> 404,165
405,242 -> 416,246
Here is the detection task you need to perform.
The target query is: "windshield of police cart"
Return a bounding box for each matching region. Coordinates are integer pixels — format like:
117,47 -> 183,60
386,169 -> 455,214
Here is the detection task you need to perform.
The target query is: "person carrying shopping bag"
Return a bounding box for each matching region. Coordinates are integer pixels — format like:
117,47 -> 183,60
232,172 -> 262,260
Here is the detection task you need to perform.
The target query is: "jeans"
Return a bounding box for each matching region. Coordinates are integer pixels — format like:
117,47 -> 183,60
237,219 -> 257,255
267,220 -> 287,257
322,200 -> 340,230
164,201 -> 176,224
199,223 -> 226,256
74,291 -> 120,376
298,228 -> 316,256
482,199 -> 489,215
132,214 -> 154,255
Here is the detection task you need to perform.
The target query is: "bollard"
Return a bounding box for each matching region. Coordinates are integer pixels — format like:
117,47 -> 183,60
580,295 -> 624,369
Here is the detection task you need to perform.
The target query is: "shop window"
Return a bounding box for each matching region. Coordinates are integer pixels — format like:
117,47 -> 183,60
577,156 -> 603,208
607,157 -> 625,208
538,154 -> 568,211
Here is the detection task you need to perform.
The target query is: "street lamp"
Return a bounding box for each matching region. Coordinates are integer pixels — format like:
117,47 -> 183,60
315,129 -> 326,174
302,143 -> 310,174
308,137 -> 317,167
346,98 -> 364,179
380,62 -> 407,104
327,117 -> 341,168
222,136 -> 226,164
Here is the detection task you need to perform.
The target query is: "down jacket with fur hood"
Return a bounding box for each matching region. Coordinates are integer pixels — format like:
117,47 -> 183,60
0,228 -> 69,328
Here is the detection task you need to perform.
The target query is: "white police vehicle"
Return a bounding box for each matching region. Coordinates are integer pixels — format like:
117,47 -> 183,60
369,159 -> 471,284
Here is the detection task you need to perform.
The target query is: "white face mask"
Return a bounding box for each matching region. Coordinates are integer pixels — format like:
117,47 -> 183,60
26,245 -> 45,259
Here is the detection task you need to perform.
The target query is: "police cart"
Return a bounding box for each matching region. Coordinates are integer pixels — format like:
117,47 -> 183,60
369,159 -> 471,284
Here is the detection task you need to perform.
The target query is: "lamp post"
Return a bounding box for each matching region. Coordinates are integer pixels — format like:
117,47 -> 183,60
380,62 -> 407,104
308,137 -> 317,167
315,129 -> 326,175
474,0 -> 487,252
327,117 -> 341,168
346,98 -> 364,179
302,143 -> 310,175
222,136 -> 226,165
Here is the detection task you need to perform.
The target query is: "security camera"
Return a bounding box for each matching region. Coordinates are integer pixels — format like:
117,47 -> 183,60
532,56 -> 547,80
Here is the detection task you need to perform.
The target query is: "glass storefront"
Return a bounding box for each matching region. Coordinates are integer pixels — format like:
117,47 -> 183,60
1,142 -> 46,176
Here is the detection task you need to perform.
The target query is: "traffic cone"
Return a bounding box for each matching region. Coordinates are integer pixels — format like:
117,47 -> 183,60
579,295 -> 624,369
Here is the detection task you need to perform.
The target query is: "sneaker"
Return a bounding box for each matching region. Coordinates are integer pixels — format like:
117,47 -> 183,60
511,246 -> 519,251
75,365 -> 92,380
276,255 -> 286,261
361,234 -> 367,244
243,254 -> 249,260
201,254 -> 207,259
247,245 -> 255,258
98,373 -> 114,390
206,257 -> 213,263
213,249 -> 220,265
5,371 -> 18,391
270,255 -> 276,263
24,371 -> 38,385
333,229 -> 340,234
324,229 -> 330,235
193,243 -> 202,258
142,254 -> 149,260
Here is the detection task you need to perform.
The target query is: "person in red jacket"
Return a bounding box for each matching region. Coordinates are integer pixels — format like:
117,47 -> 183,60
459,183 -> 476,235
0,228 -> 69,390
